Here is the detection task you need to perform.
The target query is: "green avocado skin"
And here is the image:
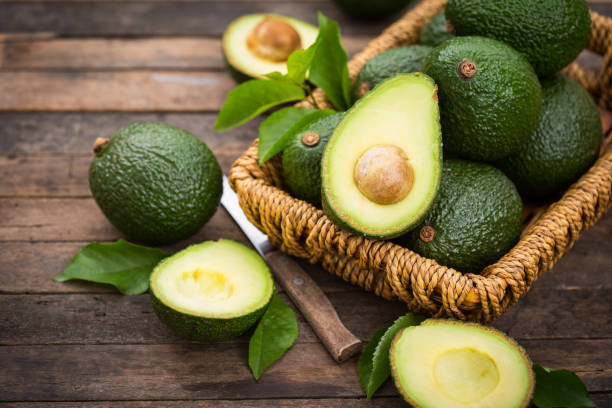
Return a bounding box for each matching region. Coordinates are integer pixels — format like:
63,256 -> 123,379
422,36 -> 541,162
496,75 -> 602,199
282,113 -> 345,207
89,122 -> 222,245
332,0 -> 412,19
397,160 -> 523,274
150,290 -> 268,342
419,12 -> 454,46
352,46 -> 433,102
446,0 -> 591,77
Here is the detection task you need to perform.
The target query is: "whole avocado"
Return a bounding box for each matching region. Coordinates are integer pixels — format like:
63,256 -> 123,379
332,0 -> 413,20
282,113 -> 345,207
352,45 -> 433,101
496,75 -> 602,198
397,160 -> 523,274
89,123 -> 222,245
422,36 -> 541,161
419,12 -> 454,46
446,0 -> 591,77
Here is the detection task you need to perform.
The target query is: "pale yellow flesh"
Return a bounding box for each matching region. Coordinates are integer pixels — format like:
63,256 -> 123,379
151,240 -> 273,318
392,322 -> 532,408
323,75 -> 441,234
223,14 -> 318,78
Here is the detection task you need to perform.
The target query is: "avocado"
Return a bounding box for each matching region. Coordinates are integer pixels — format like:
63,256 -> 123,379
422,36 -> 541,161
397,160 -> 522,274
496,75 -> 602,199
89,122 -> 222,245
352,45 -> 433,101
332,0 -> 412,20
446,0 -> 591,77
222,14 -> 319,82
391,319 -> 534,408
150,239 -> 274,342
419,12 -> 454,46
322,73 -> 442,239
282,112 -> 345,207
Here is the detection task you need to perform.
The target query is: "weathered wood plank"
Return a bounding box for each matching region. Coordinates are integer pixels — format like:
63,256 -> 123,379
0,71 -> 237,111
0,286 -> 609,345
0,340 -> 607,402
0,2 -> 397,37
0,36 -> 370,70
0,400 -> 407,408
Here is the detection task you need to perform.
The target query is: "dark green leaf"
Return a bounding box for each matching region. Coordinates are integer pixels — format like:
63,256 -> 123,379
214,79 -> 305,131
53,239 -> 168,295
358,313 -> 426,400
286,41 -> 319,84
533,364 -> 595,408
258,108 -> 335,164
309,12 -> 351,110
248,293 -> 299,380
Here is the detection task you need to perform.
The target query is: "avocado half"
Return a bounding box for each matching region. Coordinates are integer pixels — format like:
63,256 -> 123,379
322,73 -> 442,239
222,14 -> 319,81
391,319 -> 534,408
150,239 -> 274,342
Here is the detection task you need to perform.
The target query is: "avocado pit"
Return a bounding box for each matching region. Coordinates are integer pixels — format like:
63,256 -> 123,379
247,17 -> 301,62
353,144 -> 414,205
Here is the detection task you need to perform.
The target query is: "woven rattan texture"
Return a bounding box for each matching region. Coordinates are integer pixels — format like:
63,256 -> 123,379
230,0 -> 612,323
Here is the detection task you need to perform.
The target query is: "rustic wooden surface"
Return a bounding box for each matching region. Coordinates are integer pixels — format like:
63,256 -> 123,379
1,0 -> 611,406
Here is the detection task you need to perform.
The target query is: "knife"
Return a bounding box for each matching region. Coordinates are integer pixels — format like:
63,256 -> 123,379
221,176 -> 362,362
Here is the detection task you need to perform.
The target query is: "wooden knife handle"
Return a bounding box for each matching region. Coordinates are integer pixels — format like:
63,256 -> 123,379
265,250 -> 362,362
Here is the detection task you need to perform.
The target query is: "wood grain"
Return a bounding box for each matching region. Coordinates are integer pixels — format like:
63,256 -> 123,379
0,36 -> 370,70
0,340 -> 608,402
0,400 -> 408,408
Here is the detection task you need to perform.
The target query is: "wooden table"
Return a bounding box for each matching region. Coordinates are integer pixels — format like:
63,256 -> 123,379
1,1 -> 611,406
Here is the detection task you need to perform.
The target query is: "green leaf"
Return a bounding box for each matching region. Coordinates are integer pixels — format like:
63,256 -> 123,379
533,364 -> 595,408
214,79 -> 305,132
358,313 -> 426,400
309,12 -> 351,110
286,41 -> 318,84
258,107 -> 335,164
53,239 -> 168,295
249,293 -> 299,380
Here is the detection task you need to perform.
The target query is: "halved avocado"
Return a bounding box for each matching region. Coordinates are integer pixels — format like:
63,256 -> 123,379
222,14 -> 319,81
322,73 -> 442,239
150,239 -> 274,342
391,319 -> 534,408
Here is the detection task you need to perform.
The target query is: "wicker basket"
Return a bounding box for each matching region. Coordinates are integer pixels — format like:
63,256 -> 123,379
229,0 -> 612,323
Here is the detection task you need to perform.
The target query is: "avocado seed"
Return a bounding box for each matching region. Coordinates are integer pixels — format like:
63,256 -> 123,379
353,145 -> 414,205
247,17 -> 302,62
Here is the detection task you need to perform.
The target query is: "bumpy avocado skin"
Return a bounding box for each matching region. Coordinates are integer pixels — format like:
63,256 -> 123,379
419,12 -> 454,46
397,160 -> 523,274
89,122 -> 222,245
282,113 -> 345,207
332,0 -> 412,20
352,45 -> 433,102
422,36 -> 541,161
446,0 -> 591,77
496,75 -> 602,199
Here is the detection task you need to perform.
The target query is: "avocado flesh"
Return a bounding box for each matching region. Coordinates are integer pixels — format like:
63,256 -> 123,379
391,320 -> 534,408
446,0 -> 591,77
223,14 -> 318,81
89,122 -> 222,245
496,74 -> 602,199
150,239 -> 274,342
352,45 -> 433,102
322,73 -> 442,239
282,112 -> 345,207
422,36 -> 541,161
419,12 -> 454,46
397,160 -> 523,274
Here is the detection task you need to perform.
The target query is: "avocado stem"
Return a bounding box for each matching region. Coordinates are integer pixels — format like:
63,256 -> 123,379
457,58 -> 477,79
420,225 -> 436,242
93,137 -> 111,155
301,132 -> 320,147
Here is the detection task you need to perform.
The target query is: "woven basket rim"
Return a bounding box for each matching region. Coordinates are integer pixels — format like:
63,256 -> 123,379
229,0 -> 612,323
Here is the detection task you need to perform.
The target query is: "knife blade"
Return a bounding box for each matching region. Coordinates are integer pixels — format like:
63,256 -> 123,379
221,176 -> 362,362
